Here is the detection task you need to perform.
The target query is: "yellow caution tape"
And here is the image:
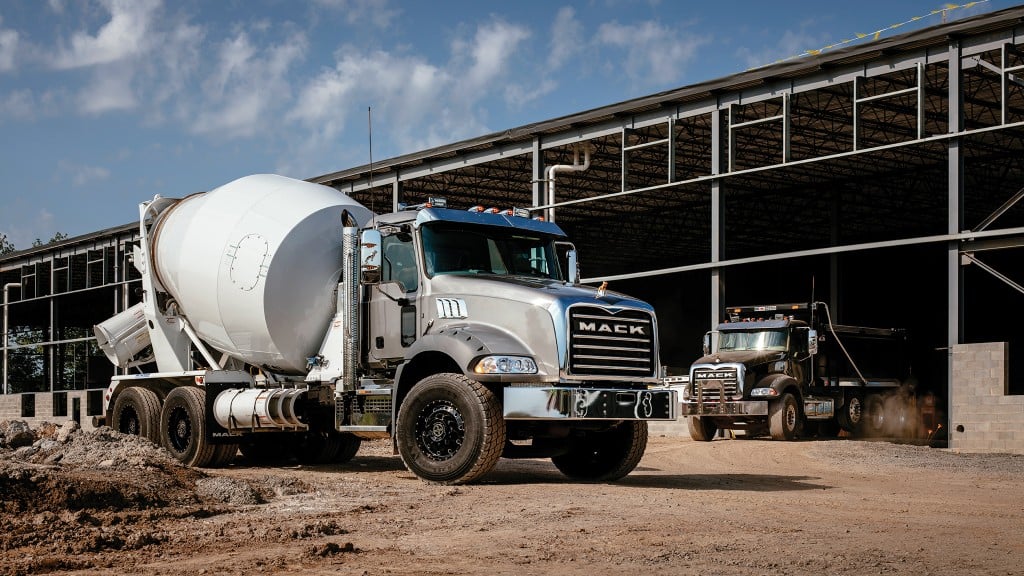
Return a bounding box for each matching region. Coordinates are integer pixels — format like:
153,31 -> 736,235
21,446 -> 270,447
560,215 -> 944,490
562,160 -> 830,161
763,1 -> 991,68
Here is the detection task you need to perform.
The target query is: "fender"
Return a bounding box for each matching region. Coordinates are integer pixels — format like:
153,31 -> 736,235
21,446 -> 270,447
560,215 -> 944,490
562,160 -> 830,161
396,322 -> 552,386
757,373 -> 801,398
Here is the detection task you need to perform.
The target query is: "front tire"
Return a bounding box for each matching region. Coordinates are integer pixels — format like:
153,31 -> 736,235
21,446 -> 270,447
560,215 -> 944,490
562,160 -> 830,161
160,387 -> 218,467
687,416 -> 717,442
769,392 -> 802,441
396,373 -> 505,485
551,421 -> 648,481
111,387 -> 161,443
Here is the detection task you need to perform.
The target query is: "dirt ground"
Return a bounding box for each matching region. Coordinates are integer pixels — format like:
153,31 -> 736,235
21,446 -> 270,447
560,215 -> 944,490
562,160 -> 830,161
1,420 -> 1023,576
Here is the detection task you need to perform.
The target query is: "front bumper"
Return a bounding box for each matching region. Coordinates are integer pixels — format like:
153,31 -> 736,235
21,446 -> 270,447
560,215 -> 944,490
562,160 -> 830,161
504,387 -> 677,420
680,400 -> 768,416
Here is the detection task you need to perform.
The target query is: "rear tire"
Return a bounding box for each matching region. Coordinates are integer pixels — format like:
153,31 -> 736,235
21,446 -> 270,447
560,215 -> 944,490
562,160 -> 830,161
396,373 -> 505,484
687,416 -> 717,442
769,392 -> 801,441
837,394 -> 864,435
551,421 -> 648,481
111,387 -> 161,443
335,433 -> 362,464
863,394 -> 886,437
298,430 -> 342,464
160,387 -> 218,467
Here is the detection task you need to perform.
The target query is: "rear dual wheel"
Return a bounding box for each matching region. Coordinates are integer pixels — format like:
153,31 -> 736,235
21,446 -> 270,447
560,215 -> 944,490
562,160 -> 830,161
160,387 -> 236,468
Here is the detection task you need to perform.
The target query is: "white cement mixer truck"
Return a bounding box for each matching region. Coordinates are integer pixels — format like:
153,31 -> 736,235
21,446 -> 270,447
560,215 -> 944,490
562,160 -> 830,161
94,174 -> 676,484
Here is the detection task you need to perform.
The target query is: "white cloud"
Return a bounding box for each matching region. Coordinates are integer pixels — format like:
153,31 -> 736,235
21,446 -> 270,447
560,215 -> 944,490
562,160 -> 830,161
57,160 -> 111,187
50,0 -> 161,69
460,20 -> 530,96
0,20 -> 19,72
191,30 -> 308,139
77,63 -> 136,113
312,0 -> 400,29
596,20 -> 709,88
287,16 -> 531,171
735,23 -> 831,70
0,89 -> 34,120
547,7 -> 582,71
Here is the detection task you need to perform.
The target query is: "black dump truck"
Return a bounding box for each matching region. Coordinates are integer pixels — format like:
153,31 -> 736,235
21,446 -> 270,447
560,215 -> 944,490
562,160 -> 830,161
680,302 -> 920,441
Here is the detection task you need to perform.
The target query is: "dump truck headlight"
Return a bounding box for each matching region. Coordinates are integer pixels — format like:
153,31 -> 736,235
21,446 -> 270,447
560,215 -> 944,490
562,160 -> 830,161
474,355 -> 538,374
751,388 -> 779,397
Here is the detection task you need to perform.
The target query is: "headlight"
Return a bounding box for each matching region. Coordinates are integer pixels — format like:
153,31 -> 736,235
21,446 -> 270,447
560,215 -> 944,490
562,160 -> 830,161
474,355 -> 538,374
751,388 -> 779,397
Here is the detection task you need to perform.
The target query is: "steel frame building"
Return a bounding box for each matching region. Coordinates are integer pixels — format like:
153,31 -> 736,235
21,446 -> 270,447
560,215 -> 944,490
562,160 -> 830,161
2,7 -> 1023,432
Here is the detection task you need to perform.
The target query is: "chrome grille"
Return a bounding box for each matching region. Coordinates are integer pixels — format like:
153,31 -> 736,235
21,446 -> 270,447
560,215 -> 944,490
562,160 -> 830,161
568,306 -> 655,378
691,368 -> 739,401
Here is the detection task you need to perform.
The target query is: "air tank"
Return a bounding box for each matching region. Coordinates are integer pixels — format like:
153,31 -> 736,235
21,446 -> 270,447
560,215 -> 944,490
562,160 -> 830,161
150,174 -> 374,374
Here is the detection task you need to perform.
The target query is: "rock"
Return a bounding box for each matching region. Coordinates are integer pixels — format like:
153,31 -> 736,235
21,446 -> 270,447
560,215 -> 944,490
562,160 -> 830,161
3,420 -> 36,448
56,421 -> 79,443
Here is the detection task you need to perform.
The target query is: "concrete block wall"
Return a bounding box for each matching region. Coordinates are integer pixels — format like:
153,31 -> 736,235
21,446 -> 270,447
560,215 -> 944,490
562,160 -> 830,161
0,391 -> 104,432
950,342 -> 1024,454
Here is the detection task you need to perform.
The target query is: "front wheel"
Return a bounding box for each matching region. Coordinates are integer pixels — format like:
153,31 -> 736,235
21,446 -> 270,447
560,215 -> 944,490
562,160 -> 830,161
687,416 -> 717,442
396,373 -> 505,485
551,421 -> 648,481
769,392 -> 802,441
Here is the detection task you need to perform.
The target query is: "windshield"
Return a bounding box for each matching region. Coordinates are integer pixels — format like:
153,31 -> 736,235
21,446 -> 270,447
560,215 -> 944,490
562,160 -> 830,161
718,329 -> 789,352
420,222 -> 562,280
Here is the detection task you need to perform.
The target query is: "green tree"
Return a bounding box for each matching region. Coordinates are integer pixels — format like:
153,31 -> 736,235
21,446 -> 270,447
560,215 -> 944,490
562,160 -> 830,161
31,232 -> 68,248
0,233 -> 14,255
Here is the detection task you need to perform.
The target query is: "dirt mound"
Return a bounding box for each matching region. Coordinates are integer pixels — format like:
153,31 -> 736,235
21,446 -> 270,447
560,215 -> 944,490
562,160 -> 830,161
0,420 -> 207,516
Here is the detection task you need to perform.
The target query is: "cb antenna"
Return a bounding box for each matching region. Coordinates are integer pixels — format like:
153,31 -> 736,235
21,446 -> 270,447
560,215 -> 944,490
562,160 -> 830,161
367,106 -> 375,213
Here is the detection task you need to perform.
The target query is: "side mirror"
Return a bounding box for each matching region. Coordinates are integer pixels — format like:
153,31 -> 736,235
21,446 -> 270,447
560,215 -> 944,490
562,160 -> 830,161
360,229 -> 382,284
702,332 -> 711,356
566,249 -> 580,284
556,242 -> 580,283
808,329 -> 818,356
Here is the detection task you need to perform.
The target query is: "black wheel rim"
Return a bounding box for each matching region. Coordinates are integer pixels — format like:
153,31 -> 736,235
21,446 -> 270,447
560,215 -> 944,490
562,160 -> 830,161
168,406 -> 192,453
119,406 -> 140,435
415,399 -> 465,461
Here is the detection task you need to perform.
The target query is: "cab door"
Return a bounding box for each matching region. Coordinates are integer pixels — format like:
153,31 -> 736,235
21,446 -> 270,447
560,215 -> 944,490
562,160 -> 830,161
367,233 -> 419,364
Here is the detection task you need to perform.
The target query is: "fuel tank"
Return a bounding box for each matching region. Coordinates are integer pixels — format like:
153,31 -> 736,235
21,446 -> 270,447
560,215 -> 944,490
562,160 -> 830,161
150,174 -> 374,373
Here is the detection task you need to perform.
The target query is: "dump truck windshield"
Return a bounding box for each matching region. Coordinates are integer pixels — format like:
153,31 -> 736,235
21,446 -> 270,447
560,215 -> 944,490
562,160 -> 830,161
718,329 -> 789,352
420,222 -> 561,280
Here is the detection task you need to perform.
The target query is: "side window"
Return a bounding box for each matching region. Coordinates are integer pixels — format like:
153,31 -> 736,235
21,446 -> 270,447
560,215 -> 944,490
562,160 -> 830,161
381,234 -> 418,292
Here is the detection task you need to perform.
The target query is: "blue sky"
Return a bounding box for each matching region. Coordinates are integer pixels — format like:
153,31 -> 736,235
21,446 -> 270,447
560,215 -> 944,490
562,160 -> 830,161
0,0 -> 1005,247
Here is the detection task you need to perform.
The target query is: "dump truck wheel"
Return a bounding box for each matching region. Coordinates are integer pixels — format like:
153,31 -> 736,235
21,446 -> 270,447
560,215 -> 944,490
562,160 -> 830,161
863,394 -> 886,437
687,416 -> 717,442
551,421 -> 648,481
769,392 -> 801,441
837,394 -> 864,434
111,386 -> 161,443
396,373 -> 505,485
160,387 -> 218,467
